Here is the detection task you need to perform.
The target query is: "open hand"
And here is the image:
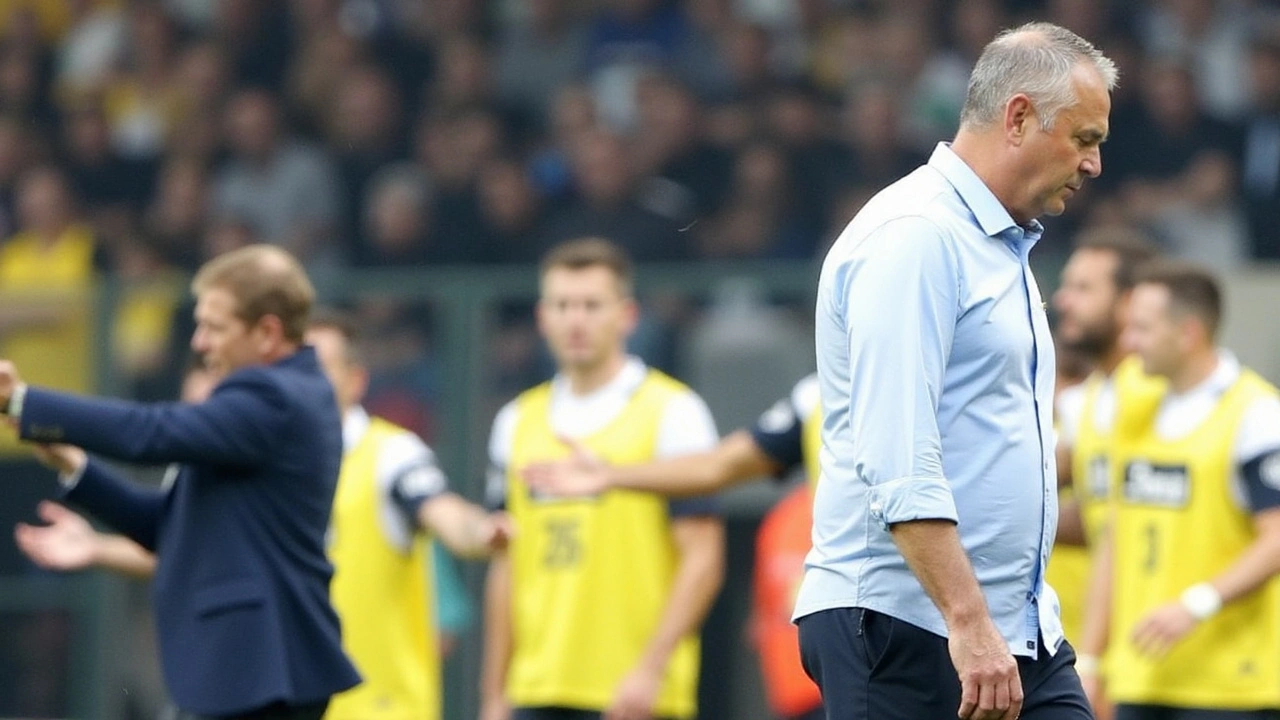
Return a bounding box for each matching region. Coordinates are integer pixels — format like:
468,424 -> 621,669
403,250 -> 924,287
14,501 -> 101,571
479,512 -> 515,553
523,435 -> 608,497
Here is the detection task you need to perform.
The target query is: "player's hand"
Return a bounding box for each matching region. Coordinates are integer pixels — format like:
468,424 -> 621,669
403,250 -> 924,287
948,618 -> 1023,720
1078,668 -> 1113,720
522,435 -> 609,497
29,443 -> 87,476
1131,601 -> 1197,658
14,501 -> 101,571
605,663 -> 663,720
478,695 -> 511,720
479,512 -> 515,553
0,359 -> 21,411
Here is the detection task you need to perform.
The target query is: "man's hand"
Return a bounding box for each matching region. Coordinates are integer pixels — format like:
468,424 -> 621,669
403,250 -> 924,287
14,501 -> 101,571
948,618 -> 1023,720
1131,601 -> 1198,658
478,695 -> 511,720
604,663 -> 663,720
476,512 -> 515,553
523,435 -> 609,497
0,359 -> 21,411
29,443 -> 87,476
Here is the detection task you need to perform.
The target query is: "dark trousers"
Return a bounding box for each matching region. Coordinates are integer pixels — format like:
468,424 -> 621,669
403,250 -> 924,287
172,699 -> 329,720
513,707 -> 677,720
798,607 -> 1093,720
1116,705 -> 1280,720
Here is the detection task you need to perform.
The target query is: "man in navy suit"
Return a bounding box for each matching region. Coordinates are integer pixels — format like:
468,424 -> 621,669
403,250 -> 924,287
0,244 -> 360,720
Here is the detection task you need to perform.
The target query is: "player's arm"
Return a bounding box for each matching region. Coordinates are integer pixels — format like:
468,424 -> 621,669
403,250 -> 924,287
1056,497 -> 1087,547
608,511 -> 725,720
646,514 -> 725,663
523,429 -> 780,498
15,501 -> 157,578
418,493 -> 510,559
1131,398 -> 1280,657
1077,519 -> 1113,706
479,406 -> 515,720
480,552 -> 513,720
382,435 -> 510,559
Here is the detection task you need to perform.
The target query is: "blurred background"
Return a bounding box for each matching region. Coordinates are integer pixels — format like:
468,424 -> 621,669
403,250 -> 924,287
2,0 -> 1280,718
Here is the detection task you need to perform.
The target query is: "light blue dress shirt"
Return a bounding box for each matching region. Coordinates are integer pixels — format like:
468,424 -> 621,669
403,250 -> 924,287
796,143 -> 1061,658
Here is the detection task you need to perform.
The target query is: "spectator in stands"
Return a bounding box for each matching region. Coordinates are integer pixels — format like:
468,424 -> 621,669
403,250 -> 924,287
1239,25 -> 1280,260
543,128 -> 690,261
0,167 -> 99,410
212,87 -> 343,270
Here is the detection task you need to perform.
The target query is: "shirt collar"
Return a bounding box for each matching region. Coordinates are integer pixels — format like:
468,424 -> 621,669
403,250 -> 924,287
550,355 -> 647,401
927,142 -> 1044,247
342,405 -> 369,455
1177,348 -> 1240,399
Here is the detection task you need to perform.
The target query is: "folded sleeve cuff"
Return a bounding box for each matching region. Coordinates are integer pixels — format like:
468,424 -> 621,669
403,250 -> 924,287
868,475 -> 958,528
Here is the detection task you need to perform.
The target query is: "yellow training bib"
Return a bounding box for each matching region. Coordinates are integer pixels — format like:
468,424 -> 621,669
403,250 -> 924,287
327,417 -> 439,720
1108,369 -> 1280,709
504,371 -> 701,718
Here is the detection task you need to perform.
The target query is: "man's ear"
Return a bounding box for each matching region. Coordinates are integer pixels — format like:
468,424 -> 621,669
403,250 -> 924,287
254,314 -> 287,354
1005,94 -> 1035,145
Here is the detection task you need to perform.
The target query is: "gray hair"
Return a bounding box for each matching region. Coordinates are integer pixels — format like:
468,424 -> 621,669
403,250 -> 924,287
959,22 -> 1118,131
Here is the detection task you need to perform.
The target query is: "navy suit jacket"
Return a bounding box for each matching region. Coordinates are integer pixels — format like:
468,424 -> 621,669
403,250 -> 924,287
19,348 -> 360,715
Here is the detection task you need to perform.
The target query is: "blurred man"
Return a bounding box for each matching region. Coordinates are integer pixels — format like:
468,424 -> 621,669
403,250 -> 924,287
0,244 -> 359,720
525,373 -> 822,720
1049,228 -> 1162,715
480,238 -> 725,720
15,313 -> 510,720
1086,262 -> 1280,720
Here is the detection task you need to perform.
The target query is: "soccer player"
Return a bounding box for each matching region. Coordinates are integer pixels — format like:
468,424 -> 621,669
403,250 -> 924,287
1086,261 -> 1280,720
523,373 -> 821,720
1048,230 -> 1161,671
15,313 -> 510,720
480,238 -> 725,720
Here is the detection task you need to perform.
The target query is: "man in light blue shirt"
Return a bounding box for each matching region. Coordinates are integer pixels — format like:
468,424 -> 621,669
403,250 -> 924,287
796,22 -> 1115,720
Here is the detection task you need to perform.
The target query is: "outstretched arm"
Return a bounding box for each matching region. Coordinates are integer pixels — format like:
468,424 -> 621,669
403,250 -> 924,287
15,501 -> 157,578
525,430 -> 779,498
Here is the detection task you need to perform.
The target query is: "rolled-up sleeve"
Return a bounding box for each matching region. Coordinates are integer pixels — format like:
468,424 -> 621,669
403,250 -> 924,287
840,216 -> 959,527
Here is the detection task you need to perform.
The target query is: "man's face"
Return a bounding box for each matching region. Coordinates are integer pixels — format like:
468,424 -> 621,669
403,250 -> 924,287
305,326 -> 364,412
537,266 -> 635,373
1122,283 -> 1183,379
1018,64 -> 1110,220
190,287 -> 261,376
1053,248 -> 1122,358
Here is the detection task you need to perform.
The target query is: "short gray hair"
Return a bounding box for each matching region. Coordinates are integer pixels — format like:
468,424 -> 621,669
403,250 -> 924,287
959,22 -> 1118,131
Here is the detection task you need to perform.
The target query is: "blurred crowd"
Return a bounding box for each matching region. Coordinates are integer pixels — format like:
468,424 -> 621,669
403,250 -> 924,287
2,0 -> 1280,422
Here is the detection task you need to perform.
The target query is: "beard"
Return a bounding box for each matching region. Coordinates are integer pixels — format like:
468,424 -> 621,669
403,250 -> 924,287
1059,321 -> 1117,360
